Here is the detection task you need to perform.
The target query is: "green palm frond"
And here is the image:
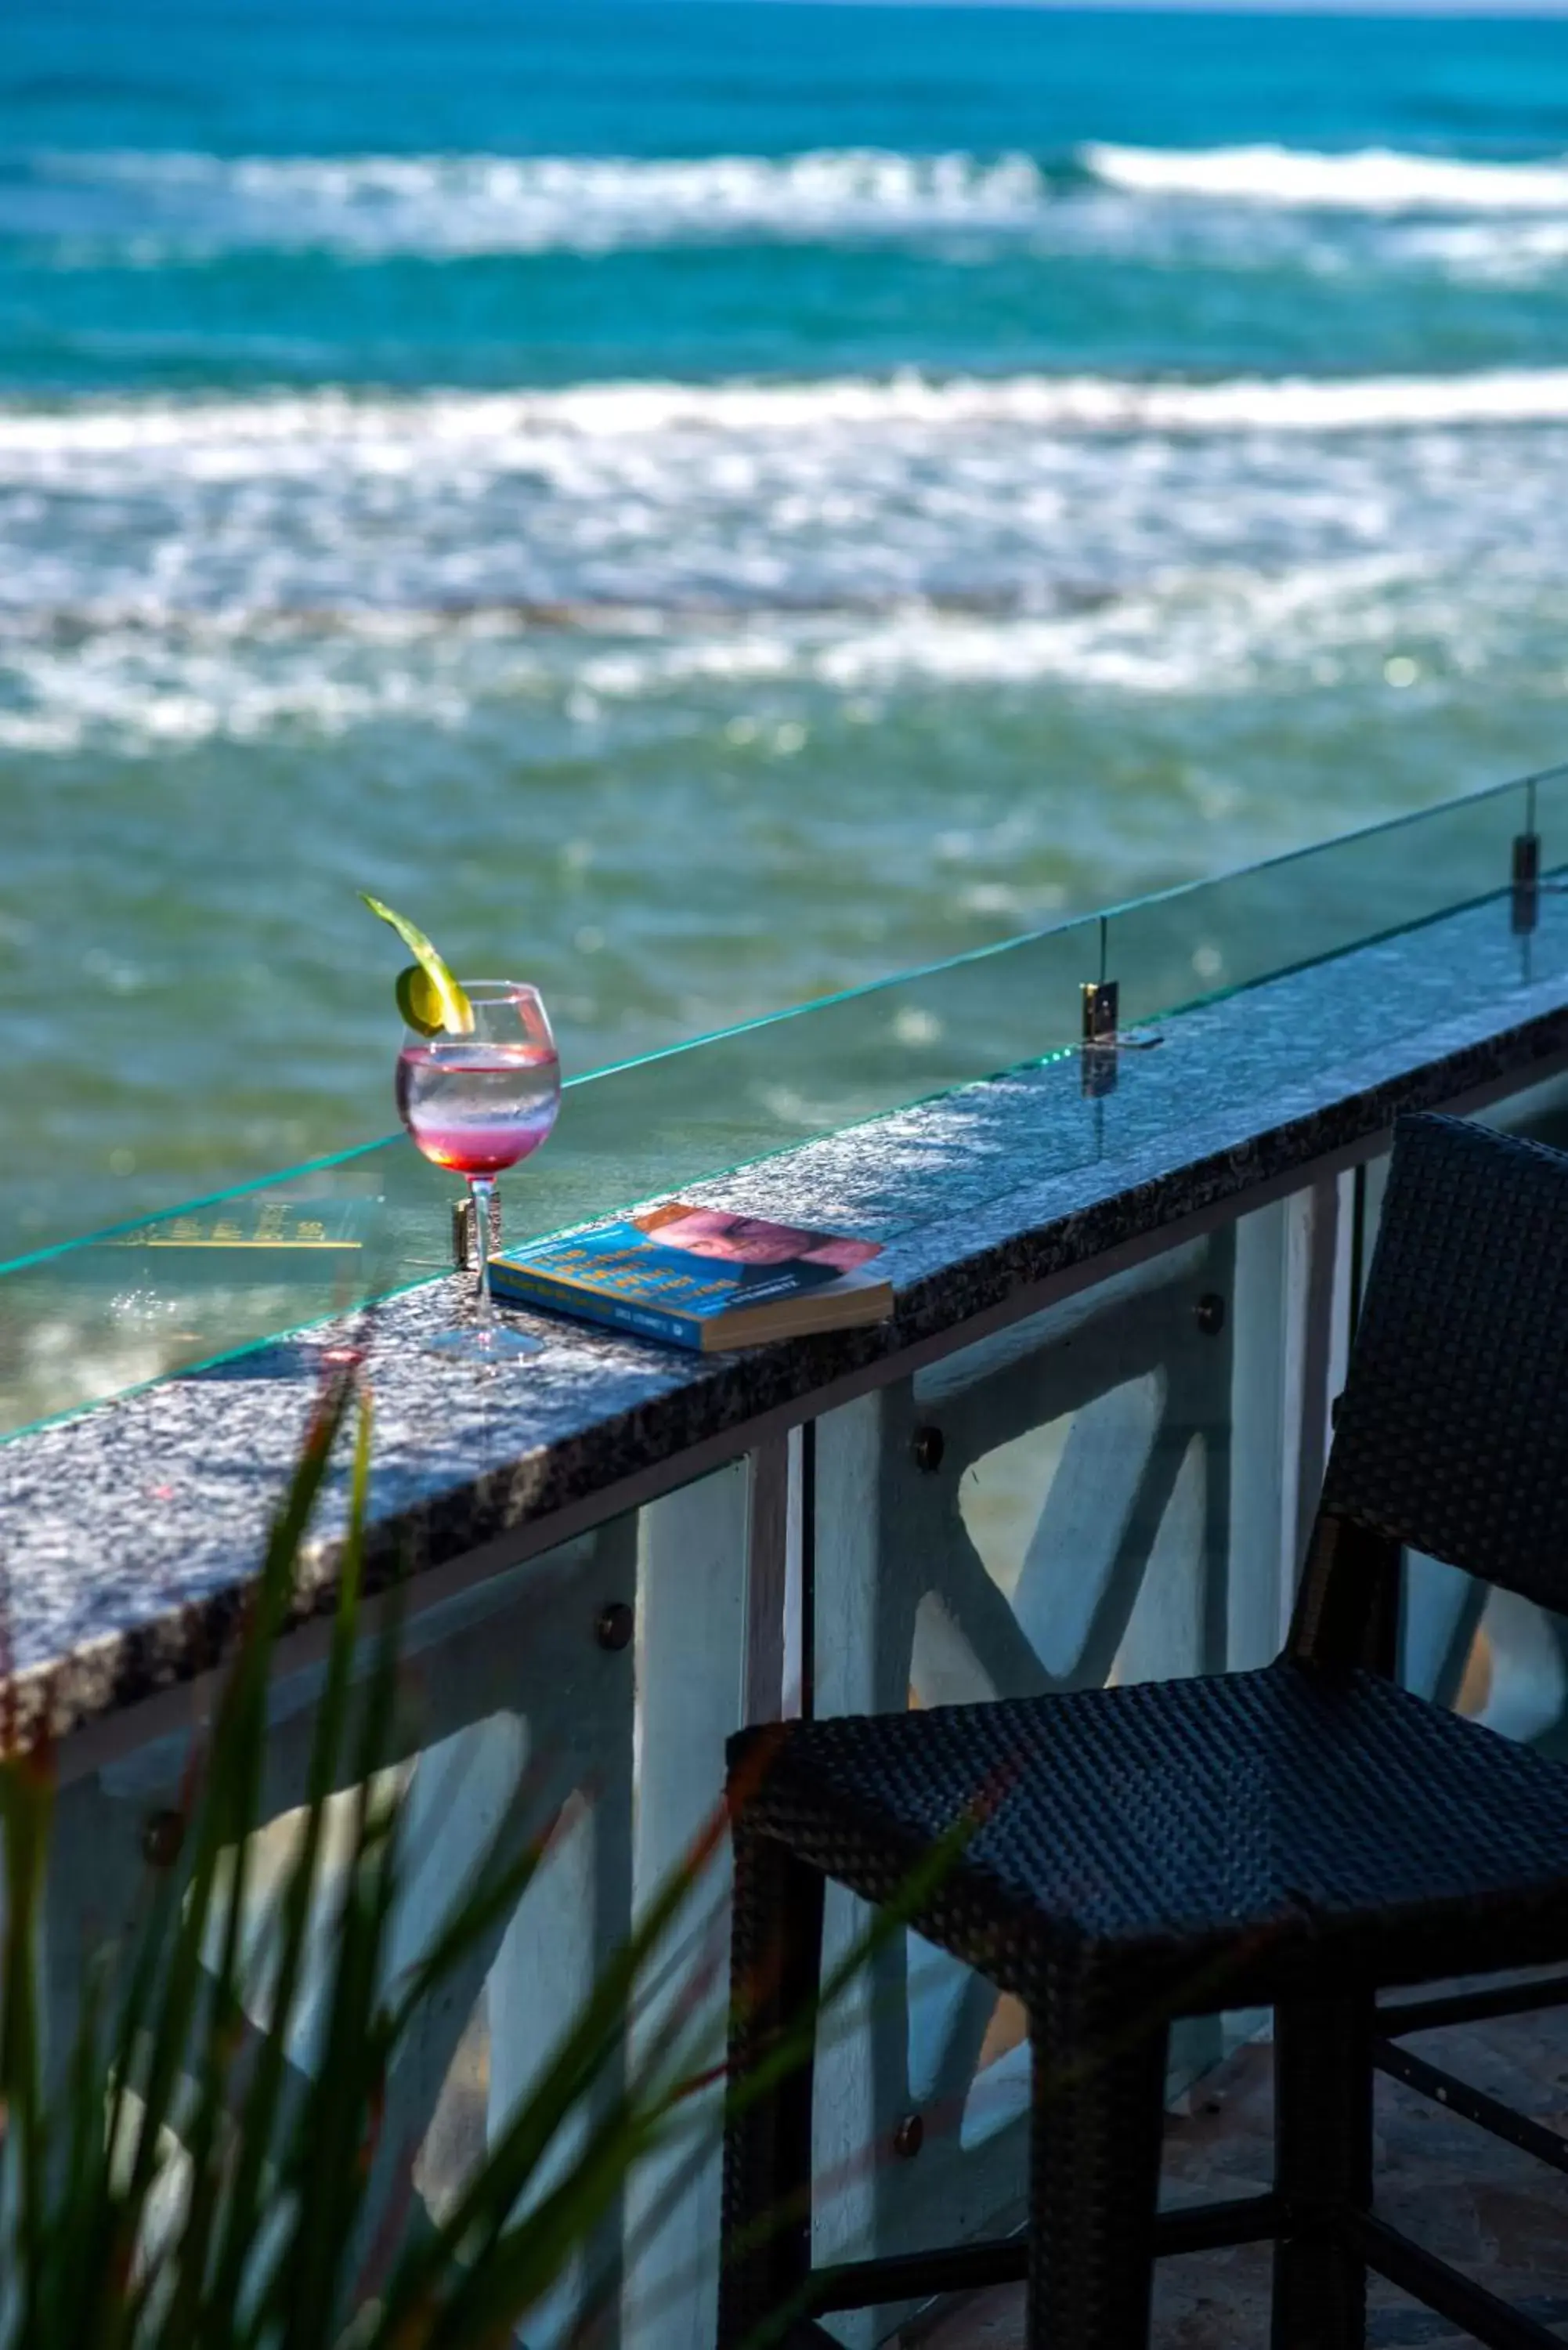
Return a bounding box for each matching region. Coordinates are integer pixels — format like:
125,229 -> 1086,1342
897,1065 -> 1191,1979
0,1368 -> 958,2350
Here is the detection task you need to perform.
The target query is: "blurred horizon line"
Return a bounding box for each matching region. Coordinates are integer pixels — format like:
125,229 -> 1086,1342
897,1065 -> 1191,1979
667,0 -> 1568,16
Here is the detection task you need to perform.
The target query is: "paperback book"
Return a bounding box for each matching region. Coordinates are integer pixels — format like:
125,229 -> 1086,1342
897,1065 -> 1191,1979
488,1202 -> 891,1352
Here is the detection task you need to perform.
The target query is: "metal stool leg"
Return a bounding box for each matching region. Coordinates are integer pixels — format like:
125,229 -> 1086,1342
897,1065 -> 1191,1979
1028,2001 -> 1169,2350
1273,1990 -> 1373,2350
718,1826 -> 826,2350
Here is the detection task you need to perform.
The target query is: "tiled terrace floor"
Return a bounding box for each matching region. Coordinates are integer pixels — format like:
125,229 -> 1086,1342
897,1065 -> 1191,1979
918,1997 -> 1568,2350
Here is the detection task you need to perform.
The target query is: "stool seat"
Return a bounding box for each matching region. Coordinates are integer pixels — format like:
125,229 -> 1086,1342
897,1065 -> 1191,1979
719,1118 -> 1568,2350
735,1658 -> 1568,2008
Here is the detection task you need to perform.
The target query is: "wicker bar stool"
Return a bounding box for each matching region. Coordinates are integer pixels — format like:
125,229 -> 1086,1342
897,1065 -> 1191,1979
719,1112 -> 1568,2350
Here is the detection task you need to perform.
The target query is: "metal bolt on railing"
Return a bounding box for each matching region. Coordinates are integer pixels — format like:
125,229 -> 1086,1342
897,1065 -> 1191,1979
596,1601 -> 634,1653
142,1808 -> 185,1869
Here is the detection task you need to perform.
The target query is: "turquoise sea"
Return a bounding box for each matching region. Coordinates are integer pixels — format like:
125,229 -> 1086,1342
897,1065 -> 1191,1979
7,0 -> 1568,1255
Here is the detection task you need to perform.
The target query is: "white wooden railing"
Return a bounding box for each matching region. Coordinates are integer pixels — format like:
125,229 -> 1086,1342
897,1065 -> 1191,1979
30,1058 -> 1568,2350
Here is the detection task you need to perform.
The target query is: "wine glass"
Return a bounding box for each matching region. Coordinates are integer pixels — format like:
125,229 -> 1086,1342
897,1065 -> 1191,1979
396,980 -> 560,1361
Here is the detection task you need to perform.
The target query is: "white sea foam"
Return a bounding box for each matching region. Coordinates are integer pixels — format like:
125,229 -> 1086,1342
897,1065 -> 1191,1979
1084,141 -> 1568,213
0,367 -> 1559,635
54,137 -> 1568,228
19,146 -> 1052,255
5,365 -> 1568,749
3,551 -> 1560,757
1391,215 -> 1568,284
20,141 -> 1568,280
5,365 -> 1568,472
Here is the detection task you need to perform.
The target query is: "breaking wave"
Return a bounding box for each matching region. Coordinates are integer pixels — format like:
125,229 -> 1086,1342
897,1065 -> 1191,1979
1085,140 -> 1568,213
6,365 -> 1568,472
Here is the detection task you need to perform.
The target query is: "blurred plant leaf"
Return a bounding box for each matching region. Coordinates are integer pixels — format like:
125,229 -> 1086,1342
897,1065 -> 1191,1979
0,1365 -> 957,2350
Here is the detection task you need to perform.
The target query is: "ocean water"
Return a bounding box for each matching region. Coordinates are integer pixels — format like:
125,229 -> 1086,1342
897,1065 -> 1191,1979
7,0 -> 1568,1256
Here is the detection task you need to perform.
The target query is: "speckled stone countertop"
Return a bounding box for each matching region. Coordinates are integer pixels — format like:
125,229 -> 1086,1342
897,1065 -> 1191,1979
5,889 -> 1568,1745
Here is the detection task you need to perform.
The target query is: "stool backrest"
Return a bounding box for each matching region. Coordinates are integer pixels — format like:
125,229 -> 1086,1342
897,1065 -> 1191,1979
1305,1112 -> 1568,1651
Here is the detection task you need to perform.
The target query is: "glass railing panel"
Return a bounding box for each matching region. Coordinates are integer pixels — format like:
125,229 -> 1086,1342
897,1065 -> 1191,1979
1504,762 -> 1568,1008
0,914 -> 1100,1441
0,1138 -> 437,1441
10,765 -> 1568,1446
1106,772 -> 1544,1037
1528,760 -> 1568,931
522,911 -> 1100,1246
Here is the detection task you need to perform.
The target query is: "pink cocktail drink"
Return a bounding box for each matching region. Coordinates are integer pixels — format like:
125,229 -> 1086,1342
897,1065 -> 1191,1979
396,1039 -> 560,1175
393,978 -> 560,1364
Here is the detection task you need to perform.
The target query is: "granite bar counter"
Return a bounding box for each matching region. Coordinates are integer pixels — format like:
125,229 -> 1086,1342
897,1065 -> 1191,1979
5,882 -> 1568,1752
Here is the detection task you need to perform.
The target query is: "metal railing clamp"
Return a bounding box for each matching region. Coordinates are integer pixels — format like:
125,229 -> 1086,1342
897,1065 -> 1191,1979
1079,979 -> 1163,1098
1512,830 -> 1541,935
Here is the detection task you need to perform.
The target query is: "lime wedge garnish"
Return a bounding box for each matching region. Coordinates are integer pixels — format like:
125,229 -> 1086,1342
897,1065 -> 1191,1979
359,895 -> 475,1036
394,964 -> 449,1037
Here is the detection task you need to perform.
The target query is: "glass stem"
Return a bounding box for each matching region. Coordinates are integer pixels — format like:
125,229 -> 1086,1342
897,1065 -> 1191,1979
470,1177 -> 497,1335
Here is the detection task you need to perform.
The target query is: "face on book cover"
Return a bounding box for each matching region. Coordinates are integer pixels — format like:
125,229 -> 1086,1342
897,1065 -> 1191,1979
636,1206 -> 877,1274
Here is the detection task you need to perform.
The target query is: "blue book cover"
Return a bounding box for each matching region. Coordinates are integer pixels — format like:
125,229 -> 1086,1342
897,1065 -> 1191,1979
489,1202 -> 890,1352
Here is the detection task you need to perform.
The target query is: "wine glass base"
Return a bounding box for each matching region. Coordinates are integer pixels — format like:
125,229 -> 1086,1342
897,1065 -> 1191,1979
425,1324 -> 546,1365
